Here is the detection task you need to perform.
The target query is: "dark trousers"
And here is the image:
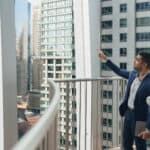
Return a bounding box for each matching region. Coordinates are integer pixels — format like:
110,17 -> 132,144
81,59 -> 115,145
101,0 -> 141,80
123,110 -> 146,150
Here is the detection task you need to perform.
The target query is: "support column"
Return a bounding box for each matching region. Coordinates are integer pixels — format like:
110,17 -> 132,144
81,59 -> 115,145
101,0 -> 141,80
74,0 -> 100,149
0,0 -> 18,149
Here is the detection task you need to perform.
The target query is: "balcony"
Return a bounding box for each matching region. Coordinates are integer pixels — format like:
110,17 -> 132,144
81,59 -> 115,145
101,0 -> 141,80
12,77 -> 126,150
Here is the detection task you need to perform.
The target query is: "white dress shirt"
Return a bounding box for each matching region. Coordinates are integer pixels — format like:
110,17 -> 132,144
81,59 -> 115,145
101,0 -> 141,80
128,72 -> 150,109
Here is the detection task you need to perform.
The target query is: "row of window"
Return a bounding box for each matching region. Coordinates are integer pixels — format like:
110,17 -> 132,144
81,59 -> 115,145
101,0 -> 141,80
41,51 -> 73,57
41,37 -> 72,43
102,2 -> 150,15
42,14 -> 72,22
41,44 -> 73,50
102,90 -> 112,99
101,33 -> 127,42
103,104 -> 112,113
102,118 -> 112,127
102,48 -> 127,57
41,29 -> 73,36
48,73 -> 73,78
42,7 -> 72,15
102,33 -> 150,42
103,132 -> 112,141
101,47 -> 150,71
60,138 -> 77,146
102,17 -> 150,29
102,4 -> 127,15
42,1 -> 72,9
102,62 -> 127,70
47,58 -> 72,64
41,22 -> 72,29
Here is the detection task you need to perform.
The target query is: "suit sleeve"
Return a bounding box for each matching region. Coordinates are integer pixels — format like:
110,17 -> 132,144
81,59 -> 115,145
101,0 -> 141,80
105,60 -> 130,79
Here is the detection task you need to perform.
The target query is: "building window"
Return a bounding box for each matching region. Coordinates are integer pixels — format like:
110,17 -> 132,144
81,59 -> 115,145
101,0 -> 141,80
103,132 -> 107,140
103,105 -> 107,112
102,7 -> 112,15
136,33 -> 150,41
102,118 -> 107,126
102,20 -> 112,29
101,63 -> 111,71
102,49 -> 112,57
72,127 -> 77,134
103,80 -> 112,85
108,105 -> 112,113
48,73 -> 53,78
120,48 -> 127,56
102,34 -> 112,43
48,66 -> 53,71
72,114 -> 76,121
120,33 -> 127,42
136,48 -> 150,54
103,90 -> 112,99
120,4 -> 127,13
120,63 -> 127,70
56,66 -> 62,71
108,133 -> 112,141
56,59 -> 62,64
48,59 -> 53,64
108,119 -> 112,127
120,18 -> 127,27
60,138 -> 66,145
136,17 -> 150,26
136,2 -> 150,12
72,140 -> 77,147
103,105 -> 112,113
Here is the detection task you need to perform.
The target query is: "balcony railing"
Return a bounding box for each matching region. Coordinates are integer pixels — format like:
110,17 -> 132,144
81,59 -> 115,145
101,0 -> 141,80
13,79 -> 60,150
12,77 -> 126,150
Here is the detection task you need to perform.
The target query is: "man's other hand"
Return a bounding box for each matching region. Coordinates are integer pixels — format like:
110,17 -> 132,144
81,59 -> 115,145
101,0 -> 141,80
138,130 -> 150,139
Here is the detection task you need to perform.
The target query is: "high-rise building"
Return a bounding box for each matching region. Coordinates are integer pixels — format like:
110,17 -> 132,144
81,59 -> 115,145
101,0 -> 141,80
40,0 -> 76,149
30,0 -> 42,90
99,1 -> 150,149
16,24 -> 28,96
16,1 -> 31,96
74,0 -> 150,150
27,1 -> 31,91
31,0 -> 41,57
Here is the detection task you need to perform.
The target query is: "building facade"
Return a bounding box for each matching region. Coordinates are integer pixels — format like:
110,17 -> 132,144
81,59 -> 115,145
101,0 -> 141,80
40,0 -> 76,149
100,0 -> 150,149
30,0 -> 43,90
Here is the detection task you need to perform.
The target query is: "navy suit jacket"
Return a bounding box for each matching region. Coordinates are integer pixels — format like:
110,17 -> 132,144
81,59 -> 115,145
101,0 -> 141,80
106,60 -> 150,128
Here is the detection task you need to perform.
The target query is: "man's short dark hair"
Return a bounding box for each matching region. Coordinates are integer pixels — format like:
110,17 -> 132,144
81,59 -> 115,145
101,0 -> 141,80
138,51 -> 150,69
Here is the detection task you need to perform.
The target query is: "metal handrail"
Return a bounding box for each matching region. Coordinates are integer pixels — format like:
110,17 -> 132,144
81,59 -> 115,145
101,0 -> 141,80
12,79 -> 60,150
55,76 -> 124,82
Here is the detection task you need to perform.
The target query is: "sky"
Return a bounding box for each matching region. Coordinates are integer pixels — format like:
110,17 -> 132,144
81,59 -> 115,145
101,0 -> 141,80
15,0 -> 27,36
15,0 -> 40,37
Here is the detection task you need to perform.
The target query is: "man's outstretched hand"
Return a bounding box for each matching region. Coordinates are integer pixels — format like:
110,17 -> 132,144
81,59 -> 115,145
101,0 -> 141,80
98,50 -> 108,61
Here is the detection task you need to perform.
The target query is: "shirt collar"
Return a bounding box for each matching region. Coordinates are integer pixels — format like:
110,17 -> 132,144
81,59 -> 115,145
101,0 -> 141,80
137,71 -> 150,81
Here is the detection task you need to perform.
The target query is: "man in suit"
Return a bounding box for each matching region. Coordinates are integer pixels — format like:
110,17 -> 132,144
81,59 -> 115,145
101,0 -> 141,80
98,51 -> 150,150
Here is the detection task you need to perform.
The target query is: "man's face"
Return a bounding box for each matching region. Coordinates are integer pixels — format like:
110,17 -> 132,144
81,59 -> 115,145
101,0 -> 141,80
133,55 -> 144,71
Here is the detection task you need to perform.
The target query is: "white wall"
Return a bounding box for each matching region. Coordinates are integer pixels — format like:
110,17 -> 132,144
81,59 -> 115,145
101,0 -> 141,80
0,0 -> 18,149
74,0 -> 100,149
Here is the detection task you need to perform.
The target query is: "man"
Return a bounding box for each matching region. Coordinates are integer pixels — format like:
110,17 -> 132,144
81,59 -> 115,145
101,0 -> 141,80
99,51 -> 150,150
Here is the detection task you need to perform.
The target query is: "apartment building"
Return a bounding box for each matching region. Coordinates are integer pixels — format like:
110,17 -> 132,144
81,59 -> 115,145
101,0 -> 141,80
40,0 -> 76,149
100,0 -> 150,149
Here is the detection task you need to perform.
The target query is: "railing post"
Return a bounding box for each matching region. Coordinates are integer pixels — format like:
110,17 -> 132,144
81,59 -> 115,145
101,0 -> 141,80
66,82 -> 70,150
0,0 -> 18,149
